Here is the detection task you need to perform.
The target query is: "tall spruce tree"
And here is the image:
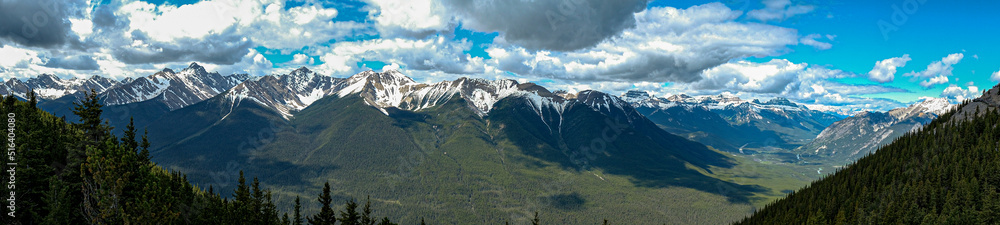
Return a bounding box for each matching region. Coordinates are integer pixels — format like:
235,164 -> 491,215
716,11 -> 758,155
361,196 -> 375,225
339,198 -> 361,225
308,182 -> 337,225
295,196 -> 304,225
73,89 -> 110,144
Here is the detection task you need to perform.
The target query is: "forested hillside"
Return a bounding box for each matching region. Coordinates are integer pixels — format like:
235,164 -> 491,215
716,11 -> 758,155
737,99 -> 1000,224
0,91 -> 401,225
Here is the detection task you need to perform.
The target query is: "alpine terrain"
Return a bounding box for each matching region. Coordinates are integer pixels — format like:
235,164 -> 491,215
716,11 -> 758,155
796,97 -> 954,165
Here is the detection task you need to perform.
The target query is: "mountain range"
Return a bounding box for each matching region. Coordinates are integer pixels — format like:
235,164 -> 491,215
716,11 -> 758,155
2,63 -> 967,223
137,67 -> 776,223
620,90 -> 842,155
4,64 -> 796,223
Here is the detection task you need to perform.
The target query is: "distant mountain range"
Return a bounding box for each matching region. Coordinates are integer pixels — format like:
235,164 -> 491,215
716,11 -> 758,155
795,97 -> 954,165
620,90 -> 842,154
0,73 -> 118,100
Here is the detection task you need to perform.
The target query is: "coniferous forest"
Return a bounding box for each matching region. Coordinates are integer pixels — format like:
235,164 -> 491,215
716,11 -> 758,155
737,100 -> 1000,224
0,91 -> 405,225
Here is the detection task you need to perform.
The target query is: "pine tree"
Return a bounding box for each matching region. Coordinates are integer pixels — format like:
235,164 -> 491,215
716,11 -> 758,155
532,212 -> 540,225
73,89 -> 110,144
138,129 -> 150,162
27,88 -> 37,109
378,217 -> 396,225
339,198 -> 361,225
308,182 -> 337,225
361,196 -> 375,225
295,196 -> 303,225
252,177 -> 266,223
806,209 -> 826,225
81,139 -> 132,224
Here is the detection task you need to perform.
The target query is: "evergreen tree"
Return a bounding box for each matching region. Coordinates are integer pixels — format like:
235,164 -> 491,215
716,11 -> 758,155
308,182 -> 338,225
81,139 -> 132,224
138,129 -> 151,162
362,196 -> 375,225
72,89 -> 110,144
295,196 -> 304,225
339,198 -> 361,225
532,212 -> 540,225
252,177 -> 266,223
27,88 -> 37,109
378,217 -> 396,225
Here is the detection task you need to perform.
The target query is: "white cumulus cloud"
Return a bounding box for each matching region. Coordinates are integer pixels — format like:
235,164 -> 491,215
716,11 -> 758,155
905,53 -> 964,88
940,84 -> 980,103
314,35 -> 484,77
867,54 -> 911,83
365,0 -> 453,37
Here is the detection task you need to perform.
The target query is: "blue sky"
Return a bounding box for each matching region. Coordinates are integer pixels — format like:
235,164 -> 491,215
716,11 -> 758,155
0,0 -> 996,113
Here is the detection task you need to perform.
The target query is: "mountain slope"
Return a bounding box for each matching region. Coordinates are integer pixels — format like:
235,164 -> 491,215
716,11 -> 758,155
737,87 -> 1000,224
144,70 -> 785,224
796,98 -> 953,165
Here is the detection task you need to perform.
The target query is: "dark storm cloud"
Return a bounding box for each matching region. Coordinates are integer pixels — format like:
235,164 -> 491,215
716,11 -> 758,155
443,0 -> 648,51
43,54 -> 100,70
91,4 -> 124,29
111,28 -> 253,65
0,0 -> 85,48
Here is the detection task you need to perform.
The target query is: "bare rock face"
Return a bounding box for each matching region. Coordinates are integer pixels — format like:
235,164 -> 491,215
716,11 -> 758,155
950,84 -> 1000,122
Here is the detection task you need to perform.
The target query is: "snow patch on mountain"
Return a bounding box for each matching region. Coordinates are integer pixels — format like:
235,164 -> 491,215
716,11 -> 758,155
0,74 -> 121,100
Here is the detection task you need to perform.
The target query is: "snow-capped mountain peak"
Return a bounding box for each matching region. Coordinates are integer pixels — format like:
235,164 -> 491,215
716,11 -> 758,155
888,97 -> 954,120
0,74 -> 121,100
621,90 -> 653,103
101,64 -> 250,110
